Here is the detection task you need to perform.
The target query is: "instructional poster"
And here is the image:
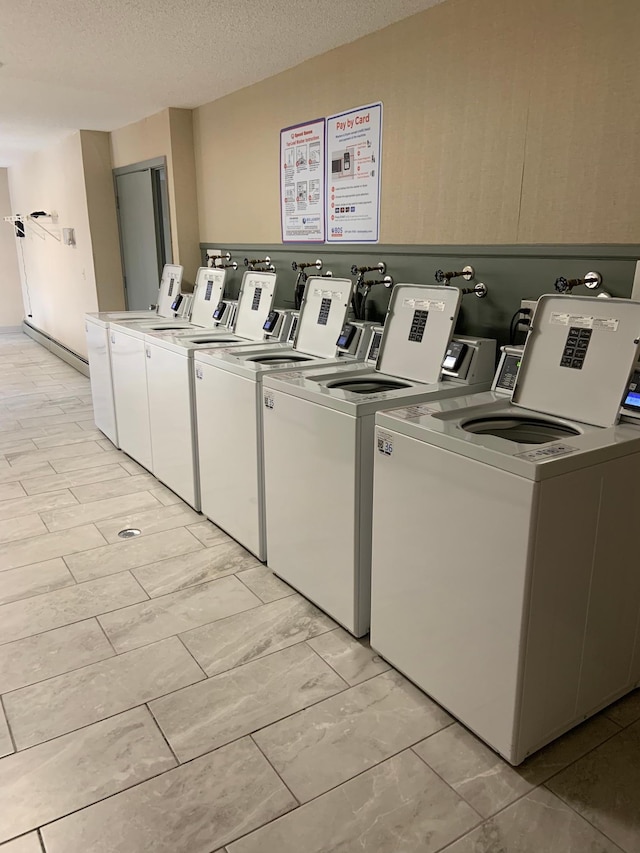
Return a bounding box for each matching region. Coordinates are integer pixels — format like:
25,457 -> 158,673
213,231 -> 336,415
326,102 -> 382,243
280,118 -> 325,242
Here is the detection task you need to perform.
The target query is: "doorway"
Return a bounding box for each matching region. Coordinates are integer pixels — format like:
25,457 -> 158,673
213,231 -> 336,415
114,158 -> 172,311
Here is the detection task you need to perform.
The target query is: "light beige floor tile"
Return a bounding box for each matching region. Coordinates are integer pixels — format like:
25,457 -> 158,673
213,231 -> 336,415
307,627 -> 391,686
0,619 -> 114,693
32,430 -> 103,449
50,451 -> 130,474
187,520 -> 228,547
228,750 -> 480,853
0,514 -> 47,544
117,459 -> 146,474
20,465 -> 130,496
3,405 -> 65,419
41,737 -> 295,853
547,719 -> 640,852
132,546 -> 253,597
0,489 -> 77,522
65,528 -> 203,582
0,572 -> 147,645
0,707 -> 176,844
0,441 -> 36,456
0,703 -> 13,758
443,787 -> 620,853
100,575 -> 261,653
602,688 -> 640,728
6,442 -> 104,467
0,558 -> 74,607
71,473 -> 158,503
181,594 -> 335,676
17,409 -> 94,428
254,670 -> 453,803
0,462 -> 55,486
413,715 -> 619,819
149,485 -> 181,505
235,565 -> 294,603
95,503 -> 202,543
5,637 -> 205,749
0,483 -> 25,502
41,490 -> 159,532
0,423 -> 82,442
151,643 -> 347,761
0,524 -> 105,572
0,831 -> 42,852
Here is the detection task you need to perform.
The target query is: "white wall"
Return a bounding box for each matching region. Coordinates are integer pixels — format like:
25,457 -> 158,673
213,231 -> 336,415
8,130 -> 123,358
0,168 -> 25,329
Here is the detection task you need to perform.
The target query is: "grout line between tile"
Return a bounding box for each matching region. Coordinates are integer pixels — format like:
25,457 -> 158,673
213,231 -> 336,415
250,733 -> 300,807
144,702 -> 181,765
541,783 -> 628,853
0,693 -> 18,754
303,640 -> 351,690
175,635 -> 209,679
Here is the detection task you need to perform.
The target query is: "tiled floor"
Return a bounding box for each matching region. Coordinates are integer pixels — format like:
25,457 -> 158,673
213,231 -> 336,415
0,330 -> 639,853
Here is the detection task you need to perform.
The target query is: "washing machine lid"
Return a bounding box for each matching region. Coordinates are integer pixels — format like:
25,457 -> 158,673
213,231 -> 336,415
512,295 -> 640,428
376,285 -> 461,384
232,271 -> 278,340
189,267 -> 226,327
294,277 -> 354,358
156,264 -> 184,318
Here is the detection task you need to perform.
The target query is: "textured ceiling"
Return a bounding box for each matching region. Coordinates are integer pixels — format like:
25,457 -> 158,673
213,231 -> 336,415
0,0 -> 446,166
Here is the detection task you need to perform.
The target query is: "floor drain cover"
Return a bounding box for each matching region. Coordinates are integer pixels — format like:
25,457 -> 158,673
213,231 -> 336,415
118,528 -> 141,539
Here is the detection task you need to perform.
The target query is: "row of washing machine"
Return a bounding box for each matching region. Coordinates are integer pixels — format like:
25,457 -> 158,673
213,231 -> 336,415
87,263 -> 640,766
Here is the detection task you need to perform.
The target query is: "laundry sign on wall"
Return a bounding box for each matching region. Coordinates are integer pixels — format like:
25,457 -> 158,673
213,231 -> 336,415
280,118 -> 326,243
280,102 -> 383,244
326,102 -> 382,243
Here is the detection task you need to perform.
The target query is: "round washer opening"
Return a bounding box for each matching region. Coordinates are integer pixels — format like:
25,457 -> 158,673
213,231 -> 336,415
326,378 -> 411,394
461,415 -> 580,444
246,355 -> 313,364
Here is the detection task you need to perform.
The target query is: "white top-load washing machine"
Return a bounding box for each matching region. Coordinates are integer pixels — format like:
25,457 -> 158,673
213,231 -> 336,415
109,270 -> 281,471
85,263 -> 185,445
140,272 -> 299,510
370,294 -> 640,765
261,284 -> 496,637
193,275 -> 374,560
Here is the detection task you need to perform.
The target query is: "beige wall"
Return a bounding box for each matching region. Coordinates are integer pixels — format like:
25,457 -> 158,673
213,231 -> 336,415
81,131 -> 125,312
8,130 -> 119,357
193,0 -> 640,245
0,168 -> 24,328
110,108 -> 201,285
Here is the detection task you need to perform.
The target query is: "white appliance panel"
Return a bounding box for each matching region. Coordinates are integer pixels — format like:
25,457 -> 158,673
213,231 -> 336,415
86,319 -> 118,445
370,429 -> 533,760
146,346 -> 196,507
196,362 -> 263,558
264,390 -> 367,632
110,329 -> 152,470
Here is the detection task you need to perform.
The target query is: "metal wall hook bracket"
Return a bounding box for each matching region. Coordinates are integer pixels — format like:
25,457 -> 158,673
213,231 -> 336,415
435,265 -> 475,284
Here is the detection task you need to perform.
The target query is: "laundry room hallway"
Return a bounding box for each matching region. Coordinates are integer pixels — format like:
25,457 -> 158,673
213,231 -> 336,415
0,331 -> 639,852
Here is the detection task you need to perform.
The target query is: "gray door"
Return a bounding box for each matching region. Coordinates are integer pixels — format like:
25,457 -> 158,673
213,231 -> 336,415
115,170 -> 161,310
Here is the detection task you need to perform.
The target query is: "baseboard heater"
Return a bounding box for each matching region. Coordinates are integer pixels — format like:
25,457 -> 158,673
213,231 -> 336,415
22,321 -> 90,377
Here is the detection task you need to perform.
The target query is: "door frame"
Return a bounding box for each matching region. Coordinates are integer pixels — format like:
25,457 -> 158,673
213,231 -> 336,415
113,157 -> 173,310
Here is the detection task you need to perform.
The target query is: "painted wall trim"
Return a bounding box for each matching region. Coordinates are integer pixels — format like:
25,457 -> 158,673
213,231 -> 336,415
113,157 -> 167,177
22,321 -> 90,376
201,242 -> 640,261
